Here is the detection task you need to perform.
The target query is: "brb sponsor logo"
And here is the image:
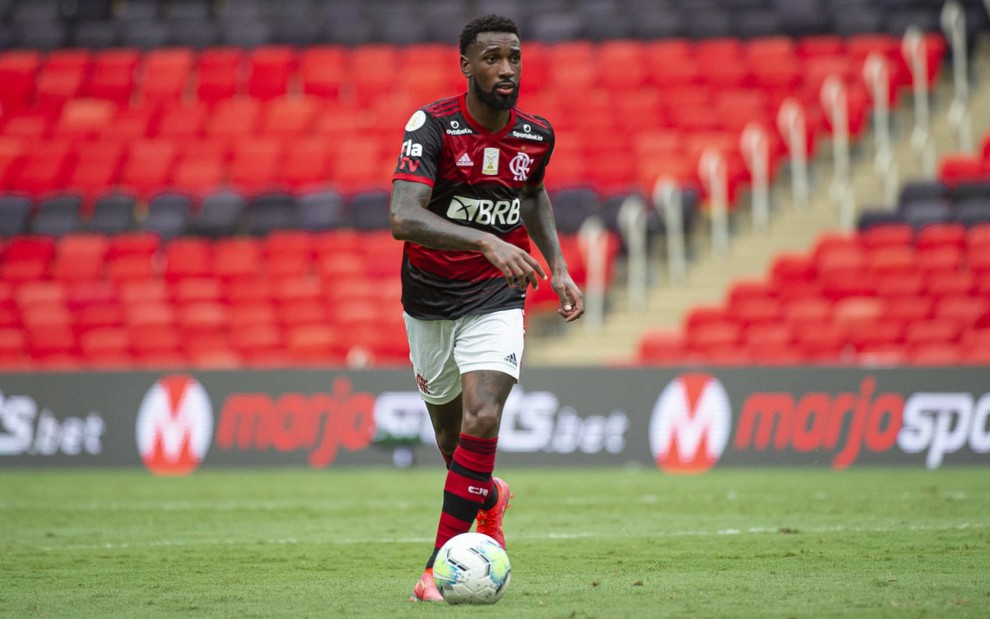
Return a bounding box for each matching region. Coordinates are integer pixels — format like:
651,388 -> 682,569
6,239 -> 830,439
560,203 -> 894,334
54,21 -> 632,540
136,375 -> 213,475
0,389 -> 106,458
446,196 -> 521,232
649,373 -> 731,474
650,374 -> 990,471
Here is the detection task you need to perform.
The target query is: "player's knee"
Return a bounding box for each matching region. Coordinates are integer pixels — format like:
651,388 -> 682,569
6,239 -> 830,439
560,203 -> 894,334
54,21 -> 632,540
462,407 -> 501,438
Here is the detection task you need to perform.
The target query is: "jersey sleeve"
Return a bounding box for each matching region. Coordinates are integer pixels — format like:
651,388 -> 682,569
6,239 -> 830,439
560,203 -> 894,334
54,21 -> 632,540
528,115 -> 555,186
392,109 -> 444,187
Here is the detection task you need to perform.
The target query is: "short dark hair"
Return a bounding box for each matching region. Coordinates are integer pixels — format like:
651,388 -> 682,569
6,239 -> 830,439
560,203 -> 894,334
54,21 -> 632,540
459,14 -> 520,56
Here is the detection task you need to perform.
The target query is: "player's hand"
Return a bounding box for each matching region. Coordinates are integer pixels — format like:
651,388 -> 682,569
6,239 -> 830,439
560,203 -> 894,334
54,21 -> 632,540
552,272 -> 584,322
482,239 -> 547,291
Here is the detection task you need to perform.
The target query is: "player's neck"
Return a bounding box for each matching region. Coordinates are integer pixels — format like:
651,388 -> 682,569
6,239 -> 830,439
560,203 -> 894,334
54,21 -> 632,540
465,95 -> 511,133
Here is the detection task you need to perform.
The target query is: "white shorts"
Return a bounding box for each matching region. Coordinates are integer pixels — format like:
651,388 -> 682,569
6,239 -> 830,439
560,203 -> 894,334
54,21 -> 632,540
404,309 -> 525,405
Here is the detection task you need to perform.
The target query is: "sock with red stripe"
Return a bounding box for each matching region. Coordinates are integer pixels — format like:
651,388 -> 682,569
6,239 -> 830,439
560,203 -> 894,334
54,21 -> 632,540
425,433 -> 497,568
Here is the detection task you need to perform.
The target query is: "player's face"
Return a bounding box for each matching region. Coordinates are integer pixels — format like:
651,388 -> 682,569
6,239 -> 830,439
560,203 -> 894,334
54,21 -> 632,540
463,32 -> 521,111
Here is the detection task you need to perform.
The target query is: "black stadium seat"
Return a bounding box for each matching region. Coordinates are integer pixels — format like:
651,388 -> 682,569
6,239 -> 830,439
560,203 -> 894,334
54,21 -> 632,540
88,192 -> 137,235
31,193 -> 82,237
0,194 -> 33,238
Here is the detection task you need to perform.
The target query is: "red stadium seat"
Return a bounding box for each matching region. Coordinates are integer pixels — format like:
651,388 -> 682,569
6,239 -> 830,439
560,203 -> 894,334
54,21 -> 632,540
247,46 -> 297,100
53,99 -> 117,140
260,97 -> 320,137
859,223 -> 914,251
213,237 -> 261,283
348,45 -> 398,106
128,324 -> 184,367
119,139 -> 178,199
156,102 -> 209,139
0,327 -> 29,368
171,277 -> 222,306
84,49 -> 141,105
230,322 -> 286,367
903,318 -> 962,347
636,328 -> 688,365
0,50 -> 41,112
176,301 -> 227,338
938,154 -> 988,187
195,48 -> 245,104
229,136 -> 282,193
207,98 -> 261,139
163,238 -> 213,283
6,140 -> 75,197
125,300 -> 175,330
279,139 -> 332,190
916,223 -> 967,251
79,327 -> 133,368
284,324 -> 345,366
51,233 -> 108,283
137,47 -> 194,104
35,49 -> 91,112
299,46 -> 346,99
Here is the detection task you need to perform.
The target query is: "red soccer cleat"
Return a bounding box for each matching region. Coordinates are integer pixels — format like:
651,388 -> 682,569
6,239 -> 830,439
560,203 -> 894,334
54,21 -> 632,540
410,567 -> 443,602
476,477 -> 512,549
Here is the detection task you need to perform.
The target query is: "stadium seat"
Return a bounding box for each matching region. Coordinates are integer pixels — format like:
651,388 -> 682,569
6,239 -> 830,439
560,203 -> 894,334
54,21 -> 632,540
212,237 -> 261,283
0,50 -> 42,112
2,236 -> 56,283
297,189 -> 346,231
51,233 -> 107,283
247,46 -> 296,100
31,193 -> 83,237
120,139 -> 178,199
79,327 -> 133,368
346,190 -> 390,230
246,190 -> 298,236
88,192 -> 136,234
195,48 -> 244,103
143,192 -> 193,240
190,190 -> 246,237
163,237 -> 212,282
0,194 -> 33,237
137,47 -> 194,103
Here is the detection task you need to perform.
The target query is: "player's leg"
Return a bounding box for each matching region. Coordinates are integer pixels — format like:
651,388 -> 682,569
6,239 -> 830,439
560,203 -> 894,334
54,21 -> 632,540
405,314 -> 460,602
459,371 -> 514,548
455,309 -> 523,548
426,395 -> 461,468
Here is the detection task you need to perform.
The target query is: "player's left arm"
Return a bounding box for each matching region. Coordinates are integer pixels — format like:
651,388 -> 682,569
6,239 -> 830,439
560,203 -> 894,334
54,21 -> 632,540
519,182 -> 584,322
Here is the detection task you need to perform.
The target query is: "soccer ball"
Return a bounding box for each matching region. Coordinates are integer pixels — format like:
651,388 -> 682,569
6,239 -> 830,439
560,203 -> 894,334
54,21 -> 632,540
432,532 -> 511,605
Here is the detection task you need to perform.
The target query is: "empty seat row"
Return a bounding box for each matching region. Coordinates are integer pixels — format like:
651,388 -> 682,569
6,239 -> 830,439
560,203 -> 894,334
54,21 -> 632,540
1,0 -> 979,50
636,221 -> 990,366
0,35 -> 944,111
0,187 -> 394,239
0,35 -> 943,205
857,132 -> 990,229
0,225 -> 615,369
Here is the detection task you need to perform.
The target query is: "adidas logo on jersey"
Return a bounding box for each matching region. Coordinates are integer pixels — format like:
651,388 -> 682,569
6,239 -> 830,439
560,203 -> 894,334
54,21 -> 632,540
456,152 -> 474,167
503,353 -> 517,367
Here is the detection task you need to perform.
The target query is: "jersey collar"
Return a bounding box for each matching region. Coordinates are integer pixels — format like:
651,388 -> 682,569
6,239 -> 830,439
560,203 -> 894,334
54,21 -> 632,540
458,92 -> 516,138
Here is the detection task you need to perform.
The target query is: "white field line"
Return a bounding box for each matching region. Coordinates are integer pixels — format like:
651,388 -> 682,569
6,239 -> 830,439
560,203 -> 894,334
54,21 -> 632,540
31,522 -> 986,552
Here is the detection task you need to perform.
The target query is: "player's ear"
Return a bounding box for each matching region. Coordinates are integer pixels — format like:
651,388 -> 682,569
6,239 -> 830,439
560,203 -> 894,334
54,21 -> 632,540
460,55 -> 471,78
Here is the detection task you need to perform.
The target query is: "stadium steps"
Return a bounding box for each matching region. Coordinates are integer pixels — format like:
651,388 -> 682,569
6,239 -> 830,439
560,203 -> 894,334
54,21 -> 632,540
525,36 -> 990,367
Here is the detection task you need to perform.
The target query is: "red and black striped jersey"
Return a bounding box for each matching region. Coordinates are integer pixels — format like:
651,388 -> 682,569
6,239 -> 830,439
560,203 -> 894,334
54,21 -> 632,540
392,93 -> 555,320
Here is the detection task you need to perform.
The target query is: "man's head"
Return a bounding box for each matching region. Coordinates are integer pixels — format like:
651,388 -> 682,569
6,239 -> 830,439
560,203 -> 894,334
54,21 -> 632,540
460,15 -> 521,112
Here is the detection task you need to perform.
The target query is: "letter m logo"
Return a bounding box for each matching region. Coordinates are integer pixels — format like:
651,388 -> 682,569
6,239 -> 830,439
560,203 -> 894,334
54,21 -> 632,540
649,373 -> 732,474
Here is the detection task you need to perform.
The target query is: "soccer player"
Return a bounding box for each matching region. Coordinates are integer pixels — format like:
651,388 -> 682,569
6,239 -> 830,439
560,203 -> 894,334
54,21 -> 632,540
389,14 -> 584,603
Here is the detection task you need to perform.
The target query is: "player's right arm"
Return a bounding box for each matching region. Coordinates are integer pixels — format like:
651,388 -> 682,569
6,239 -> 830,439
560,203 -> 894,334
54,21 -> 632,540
389,180 -> 545,290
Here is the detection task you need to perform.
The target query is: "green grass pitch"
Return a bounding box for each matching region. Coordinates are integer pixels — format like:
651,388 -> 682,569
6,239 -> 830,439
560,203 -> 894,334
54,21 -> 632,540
2,467 -> 987,618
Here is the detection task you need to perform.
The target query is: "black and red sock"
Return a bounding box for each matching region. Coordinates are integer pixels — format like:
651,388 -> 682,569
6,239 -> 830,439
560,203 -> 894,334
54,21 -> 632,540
426,433 -> 497,568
